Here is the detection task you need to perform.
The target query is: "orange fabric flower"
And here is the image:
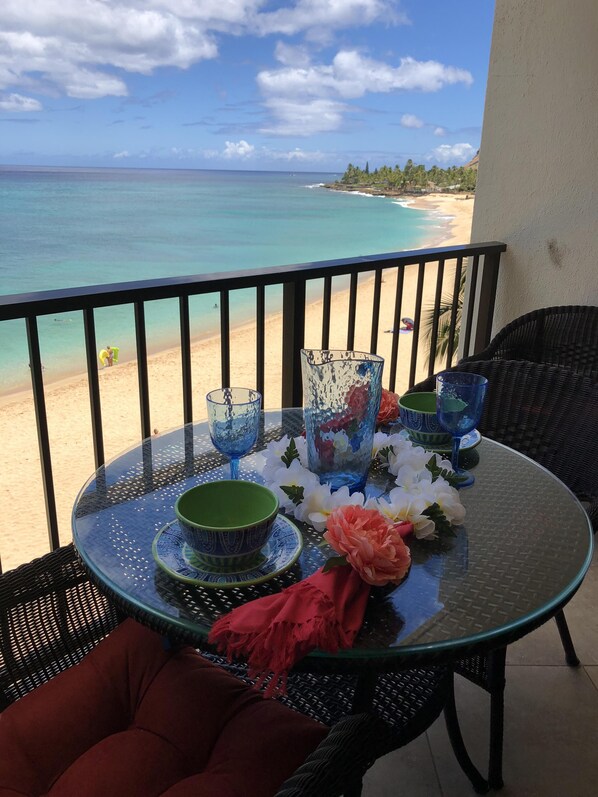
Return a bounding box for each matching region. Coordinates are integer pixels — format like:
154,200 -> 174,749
324,505 -> 411,587
376,388 -> 400,425
345,384 -> 370,419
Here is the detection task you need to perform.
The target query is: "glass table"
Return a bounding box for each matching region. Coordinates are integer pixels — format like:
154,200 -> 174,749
73,408 -> 593,670
72,408 -> 593,794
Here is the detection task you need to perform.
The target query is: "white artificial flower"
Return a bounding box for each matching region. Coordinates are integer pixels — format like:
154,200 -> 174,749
295,482 -> 335,531
293,435 -> 309,467
267,459 -> 319,516
305,485 -> 366,532
393,461 -> 435,490
261,435 -> 293,481
372,431 -> 404,461
426,477 -> 466,525
369,487 -> 437,540
259,434 -> 463,542
387,439 -> 431,476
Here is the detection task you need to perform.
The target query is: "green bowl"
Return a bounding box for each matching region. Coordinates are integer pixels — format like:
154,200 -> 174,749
175,481 -> 279,572
398,392 -> 452,446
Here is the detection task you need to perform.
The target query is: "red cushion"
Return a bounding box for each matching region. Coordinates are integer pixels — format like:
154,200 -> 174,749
0,620 -> 327,797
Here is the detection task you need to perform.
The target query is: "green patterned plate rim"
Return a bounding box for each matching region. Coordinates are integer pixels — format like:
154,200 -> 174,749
152,514 -> 303,588
398,427 -> 482,453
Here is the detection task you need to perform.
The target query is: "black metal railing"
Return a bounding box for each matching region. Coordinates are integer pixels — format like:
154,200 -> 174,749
0,241 -> 506,568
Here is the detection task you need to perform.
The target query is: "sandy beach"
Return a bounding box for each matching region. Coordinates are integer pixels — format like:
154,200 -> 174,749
0,193 -> 473,572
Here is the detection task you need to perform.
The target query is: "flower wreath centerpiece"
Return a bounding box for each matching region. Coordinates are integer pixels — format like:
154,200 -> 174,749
209,389 -> 466,694
260,390 -> 466,588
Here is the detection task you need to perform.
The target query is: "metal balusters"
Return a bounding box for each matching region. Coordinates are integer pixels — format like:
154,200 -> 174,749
370,269 -> 383,354
179,295 -> 193,424
26,316 -> 60,552
407,261 -> 427,388
462,254 -> 480,358
445,256 -> 464,368
427,258 -> 446,377
256,285 -> 265,400
473,251 -> 502,353
220,290 -> 230,388
281,280 -> 306,408
389,265 -> 406,393
0,243 -> 506,564
322,275 -> 332,349
347,272 -> 358,350
134,301 -> 151,440
83,308 -> 105,469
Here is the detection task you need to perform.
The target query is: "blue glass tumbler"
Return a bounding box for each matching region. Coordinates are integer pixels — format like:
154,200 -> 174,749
301,349 -> 384,493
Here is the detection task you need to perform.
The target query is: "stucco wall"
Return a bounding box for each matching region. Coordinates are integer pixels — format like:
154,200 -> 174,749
471,0 -> 598,334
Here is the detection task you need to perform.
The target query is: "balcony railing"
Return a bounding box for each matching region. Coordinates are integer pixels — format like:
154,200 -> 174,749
0,241 -> 505,570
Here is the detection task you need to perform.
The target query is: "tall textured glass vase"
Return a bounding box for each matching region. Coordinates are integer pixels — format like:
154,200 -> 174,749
301,349 -> 384,493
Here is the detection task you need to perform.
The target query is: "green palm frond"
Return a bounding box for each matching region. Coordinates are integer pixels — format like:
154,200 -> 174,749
423,270 -> 466,367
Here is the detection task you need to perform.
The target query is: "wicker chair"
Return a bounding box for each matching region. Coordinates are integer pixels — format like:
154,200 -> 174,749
407,358 -> 598,788
461,305 -> 598,379
0,545 -> 470,796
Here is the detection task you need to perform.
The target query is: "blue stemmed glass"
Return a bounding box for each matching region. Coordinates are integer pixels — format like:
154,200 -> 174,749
206,388 -> 262,480
436,372 -> 488,488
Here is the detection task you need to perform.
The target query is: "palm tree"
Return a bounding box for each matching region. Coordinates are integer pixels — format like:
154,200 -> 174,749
423,270 -> 466,367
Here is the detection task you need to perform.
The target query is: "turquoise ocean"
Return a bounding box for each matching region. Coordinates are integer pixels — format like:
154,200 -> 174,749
0,167 -> 438,395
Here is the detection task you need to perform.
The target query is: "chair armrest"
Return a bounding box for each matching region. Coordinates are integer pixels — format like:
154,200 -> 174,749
275,713 -> 392,797
0,544 -> 121,709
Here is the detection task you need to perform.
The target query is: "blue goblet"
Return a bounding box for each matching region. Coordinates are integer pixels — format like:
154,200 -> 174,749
206,387 -> 261,480
436,372 -> 488,488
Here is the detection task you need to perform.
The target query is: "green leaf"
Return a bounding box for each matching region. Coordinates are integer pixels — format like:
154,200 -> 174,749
378,445 -> 393,462
281,438 -> 300,468
280,484 -> 305,506
425,455 -> 466,488
323,555 -> 349,573
422,502 -> 455,536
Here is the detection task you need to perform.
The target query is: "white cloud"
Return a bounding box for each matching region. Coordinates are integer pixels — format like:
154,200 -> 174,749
433,126 -> 446,136
0,92 -> 42,111
258,51 -> 473,135
274,41 -> 312,69
268,147 -> 327,162
223,139 -> 255,158
113,150 -> 130,158
400,113 -> 423,128
261,97 -> 347,136
428,142 -> 476,164
0,1 -> 403,103
203,140 -> 327,163
254,0 -> 406,37
0,4 -> 219,100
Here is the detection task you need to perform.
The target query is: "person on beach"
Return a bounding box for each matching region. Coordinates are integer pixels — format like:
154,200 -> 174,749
106,346 -> 114,366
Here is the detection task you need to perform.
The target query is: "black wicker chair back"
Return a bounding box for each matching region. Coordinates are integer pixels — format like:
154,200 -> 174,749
0,545 -> 121,710
462,305 -> 598,379
409,358 -> 598,520
407,357 -> 598,789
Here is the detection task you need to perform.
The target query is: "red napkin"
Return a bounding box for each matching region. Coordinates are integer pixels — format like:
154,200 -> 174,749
208,565 -> 370,696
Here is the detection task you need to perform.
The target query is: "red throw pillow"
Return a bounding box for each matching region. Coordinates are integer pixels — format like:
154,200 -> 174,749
0,620 -> 327,797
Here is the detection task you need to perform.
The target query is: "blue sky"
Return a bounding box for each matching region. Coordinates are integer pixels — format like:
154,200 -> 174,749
0,1 -> 495,172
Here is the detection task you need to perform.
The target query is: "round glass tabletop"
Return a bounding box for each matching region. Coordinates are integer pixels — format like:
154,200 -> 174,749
72,409 -> 593,666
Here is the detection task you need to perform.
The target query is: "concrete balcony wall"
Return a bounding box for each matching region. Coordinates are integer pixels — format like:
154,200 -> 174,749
471,0 -> 598,334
